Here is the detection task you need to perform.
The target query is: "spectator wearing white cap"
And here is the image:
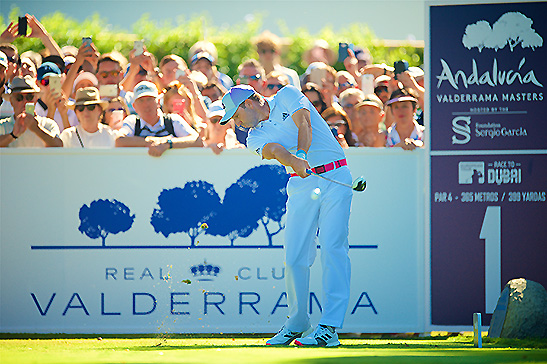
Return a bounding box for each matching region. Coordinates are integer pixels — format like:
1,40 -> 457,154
116,81 -> 202,157
202,100 -> 242,155
0,76 -> 62,147
385,88 -> 424,151
60,87 -> 117,148
254,30 -> 300,90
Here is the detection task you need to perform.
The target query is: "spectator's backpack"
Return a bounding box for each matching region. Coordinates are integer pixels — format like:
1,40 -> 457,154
134,115 -> 176,137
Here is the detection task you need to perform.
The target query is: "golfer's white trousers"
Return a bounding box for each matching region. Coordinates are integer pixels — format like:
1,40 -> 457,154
283,166 -> 353,331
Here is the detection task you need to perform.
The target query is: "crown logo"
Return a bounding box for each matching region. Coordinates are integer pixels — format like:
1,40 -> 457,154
190,260 -> 221,281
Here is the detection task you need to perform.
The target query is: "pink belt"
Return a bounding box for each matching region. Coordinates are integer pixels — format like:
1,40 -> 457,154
290,158 -> 347,177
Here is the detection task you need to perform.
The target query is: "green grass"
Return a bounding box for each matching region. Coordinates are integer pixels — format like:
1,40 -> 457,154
1,334 -> 546,364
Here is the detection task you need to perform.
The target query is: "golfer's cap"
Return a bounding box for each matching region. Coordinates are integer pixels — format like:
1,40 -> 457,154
133,81 -> 159,100
219,85 -> 255,125
207,100 -> 226,119
386,95 -> 418,106
356,94 -> 384,110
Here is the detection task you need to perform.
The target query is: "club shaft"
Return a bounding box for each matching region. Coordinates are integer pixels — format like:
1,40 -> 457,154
307,170 -> 354,189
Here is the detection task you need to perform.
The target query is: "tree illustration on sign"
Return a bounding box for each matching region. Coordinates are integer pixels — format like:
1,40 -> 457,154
150,181 -> 221,246
78,199 -> 135,246
462,12 -> 543,52
206,179 -> 262,245
241,165 -> 289,245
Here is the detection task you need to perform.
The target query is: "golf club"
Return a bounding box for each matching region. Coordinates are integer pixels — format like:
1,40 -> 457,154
306,169 -> 367,192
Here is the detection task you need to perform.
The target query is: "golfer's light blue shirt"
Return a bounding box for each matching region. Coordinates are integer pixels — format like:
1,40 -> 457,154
247,85 -> 345,169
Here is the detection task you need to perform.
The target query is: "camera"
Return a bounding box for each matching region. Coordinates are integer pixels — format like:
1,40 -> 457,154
394,60 -> 409,80
338,42 -> 354,63
82,37 -> 92,47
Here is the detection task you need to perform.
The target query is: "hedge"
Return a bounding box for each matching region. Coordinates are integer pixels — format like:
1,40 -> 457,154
1,7 -> 423,79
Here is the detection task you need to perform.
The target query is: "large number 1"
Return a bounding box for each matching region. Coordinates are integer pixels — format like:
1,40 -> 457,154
479,206 -> 501,314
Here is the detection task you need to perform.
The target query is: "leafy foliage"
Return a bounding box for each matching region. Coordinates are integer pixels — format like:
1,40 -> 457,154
2,7 -> 423,79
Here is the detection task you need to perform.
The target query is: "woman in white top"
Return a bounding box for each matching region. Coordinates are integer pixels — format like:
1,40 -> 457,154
385,88 -> 424,151
60,87 -> 117,148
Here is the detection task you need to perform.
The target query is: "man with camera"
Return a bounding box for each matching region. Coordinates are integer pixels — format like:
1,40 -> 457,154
0,76 -> 62,147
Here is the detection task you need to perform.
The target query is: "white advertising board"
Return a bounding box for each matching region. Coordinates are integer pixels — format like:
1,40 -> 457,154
0,148 -> 425,333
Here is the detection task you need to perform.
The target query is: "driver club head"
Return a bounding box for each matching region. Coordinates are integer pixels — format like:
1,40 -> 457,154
352,177 -> 367,192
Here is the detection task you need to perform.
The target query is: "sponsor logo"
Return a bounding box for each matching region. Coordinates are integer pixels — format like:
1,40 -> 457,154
452,116 -> 471,145
459,162 -> 485,184
190,261 -> 221,281
462,12 -> 543,53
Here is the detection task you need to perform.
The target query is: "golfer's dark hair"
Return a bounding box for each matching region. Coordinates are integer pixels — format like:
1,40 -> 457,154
240,92 -> 263,108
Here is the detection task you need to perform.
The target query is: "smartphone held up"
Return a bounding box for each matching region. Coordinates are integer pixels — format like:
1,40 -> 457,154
18,16 -> 28,36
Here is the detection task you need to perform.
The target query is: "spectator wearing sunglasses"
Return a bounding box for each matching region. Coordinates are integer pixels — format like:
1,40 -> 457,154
321,106 -> 358,149
60,87 -> 117,148
232,59 -> 266,145
34,62 -> 78,132
101,96 -> 129,130
0,76 -> 62,147
254,30 -> 300,90
336,71 -> 357,98
236,59 -> 265,94
263,71 -> 288,97
302,82 -> 327,115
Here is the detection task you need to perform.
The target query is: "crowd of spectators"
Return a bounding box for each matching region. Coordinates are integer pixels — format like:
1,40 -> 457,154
0,14 -> 425,154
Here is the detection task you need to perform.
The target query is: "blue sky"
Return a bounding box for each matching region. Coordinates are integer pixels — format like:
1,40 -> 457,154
1,0 -> 425,40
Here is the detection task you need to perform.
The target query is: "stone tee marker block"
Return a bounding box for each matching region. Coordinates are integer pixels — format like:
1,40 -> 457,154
489,278 -> 547,339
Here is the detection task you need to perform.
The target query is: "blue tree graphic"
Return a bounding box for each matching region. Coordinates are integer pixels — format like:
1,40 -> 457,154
150,181 -> 221,246
209,165 -> 289,245
242,165 -> 289,245
78,199 -> 135,246
206,179 -> 262,245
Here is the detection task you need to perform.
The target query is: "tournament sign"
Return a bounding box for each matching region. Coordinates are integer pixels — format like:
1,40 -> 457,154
429,1 -> 547,327
430,1 -> 546,151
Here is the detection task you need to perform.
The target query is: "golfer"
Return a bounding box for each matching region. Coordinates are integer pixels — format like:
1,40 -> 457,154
220,85 -> 352,347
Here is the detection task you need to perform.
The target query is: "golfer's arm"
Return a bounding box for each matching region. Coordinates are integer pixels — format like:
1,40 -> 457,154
292,108 -> 312,153
262,143 -> 298,166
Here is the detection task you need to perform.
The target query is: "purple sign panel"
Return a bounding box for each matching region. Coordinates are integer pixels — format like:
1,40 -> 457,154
430,154 -> 547,325
430,2 -> 547,151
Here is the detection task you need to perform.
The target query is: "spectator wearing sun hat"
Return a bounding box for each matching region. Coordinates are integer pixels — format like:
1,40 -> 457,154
385,88 -> 424,151
116,81 -> 202,157
0,76 -> 62,147
60,87 -> 117,148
